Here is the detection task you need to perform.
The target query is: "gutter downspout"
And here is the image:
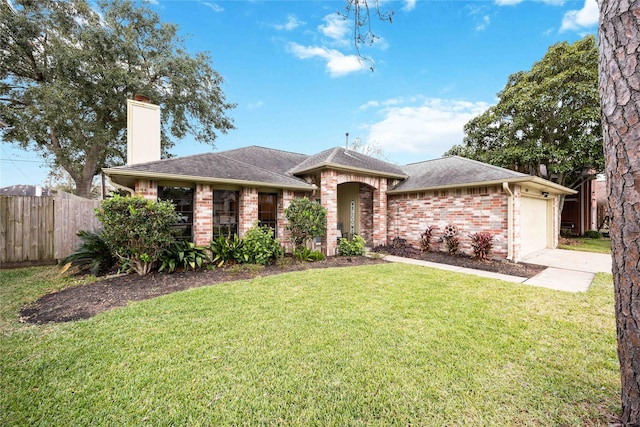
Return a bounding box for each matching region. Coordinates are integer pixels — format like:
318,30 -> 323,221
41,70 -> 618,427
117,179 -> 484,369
108,178 -> 135,197
503,182 -> 514,261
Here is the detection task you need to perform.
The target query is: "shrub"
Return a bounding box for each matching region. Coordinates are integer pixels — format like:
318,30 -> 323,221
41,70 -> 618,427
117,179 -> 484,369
469,232 -> 494,260
583,230 -> 602,239
209,234 -> 245,267
445,235 -> 460,255
242,222 -> 283,265
159,240 -> 210,273
420,225 -> 437,252
285,198 -> 327,250
294,247 -> 325,262
338,235 -> 366,256
59,230 -> 116,276
95,195 -> 180,276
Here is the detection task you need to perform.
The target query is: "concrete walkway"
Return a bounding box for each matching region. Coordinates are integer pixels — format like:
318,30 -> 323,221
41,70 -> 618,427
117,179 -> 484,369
383,249 -> 612,293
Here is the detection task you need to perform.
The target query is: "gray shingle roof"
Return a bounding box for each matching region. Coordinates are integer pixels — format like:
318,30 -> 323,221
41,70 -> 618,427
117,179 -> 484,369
108,146 -> 314,189
290,147 -> 407,177
391,156 -> 529,192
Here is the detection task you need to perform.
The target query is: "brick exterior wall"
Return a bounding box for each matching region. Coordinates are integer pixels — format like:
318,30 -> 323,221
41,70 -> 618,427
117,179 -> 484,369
372,179 -> 388,247
359,185 -> 373,245
387,185 -> 509,259
193,184 -> 213,246
239,187 -> 259,236
134,179 -> 157,200
321,170 -> 339,255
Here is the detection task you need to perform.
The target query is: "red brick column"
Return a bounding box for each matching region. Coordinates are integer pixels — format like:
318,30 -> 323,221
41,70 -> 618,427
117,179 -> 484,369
193,184 -> 213,246
321,170 -> 338,256
372,178 -> 388,247
134,179 -> 157,200
239,187 -> 258,237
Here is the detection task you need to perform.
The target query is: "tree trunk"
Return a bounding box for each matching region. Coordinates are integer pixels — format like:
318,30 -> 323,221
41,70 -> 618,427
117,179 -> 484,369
597,2 -> 640,424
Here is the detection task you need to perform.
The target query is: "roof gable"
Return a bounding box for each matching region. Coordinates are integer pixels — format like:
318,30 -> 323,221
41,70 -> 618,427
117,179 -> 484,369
290,147 -> 406,177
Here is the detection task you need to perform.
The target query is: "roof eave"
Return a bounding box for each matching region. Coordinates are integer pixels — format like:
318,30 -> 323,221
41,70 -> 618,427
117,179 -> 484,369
387,176 -> 577,195
103,168 -> 316,191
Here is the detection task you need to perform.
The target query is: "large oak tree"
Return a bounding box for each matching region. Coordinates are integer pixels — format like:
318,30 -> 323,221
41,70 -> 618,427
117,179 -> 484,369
0,0 -> 235,198
445,36 -> 604,222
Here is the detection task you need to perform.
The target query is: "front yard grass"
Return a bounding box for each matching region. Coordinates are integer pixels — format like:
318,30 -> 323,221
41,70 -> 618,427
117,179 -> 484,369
1,264 -> 619,425
559,237 -> 612,254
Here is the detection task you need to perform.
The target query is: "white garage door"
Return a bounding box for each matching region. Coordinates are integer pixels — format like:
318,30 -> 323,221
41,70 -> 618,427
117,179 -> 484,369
520,196 -> 550,258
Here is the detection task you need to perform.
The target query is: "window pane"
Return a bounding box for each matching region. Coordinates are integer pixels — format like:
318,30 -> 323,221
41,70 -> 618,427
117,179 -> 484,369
158,186 -> 194,240
258,193 -> 277,236
213,190 -> 239,238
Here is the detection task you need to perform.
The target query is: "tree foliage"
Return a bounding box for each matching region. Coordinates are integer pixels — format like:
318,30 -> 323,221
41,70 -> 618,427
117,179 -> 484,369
446,36 -> 603,191
285,197 -> 327,251
0,0 -> 235,198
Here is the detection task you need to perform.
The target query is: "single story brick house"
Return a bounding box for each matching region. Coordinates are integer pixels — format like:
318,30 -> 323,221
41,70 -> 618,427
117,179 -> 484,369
103,99 -> 575,261
104,145 -> 576,262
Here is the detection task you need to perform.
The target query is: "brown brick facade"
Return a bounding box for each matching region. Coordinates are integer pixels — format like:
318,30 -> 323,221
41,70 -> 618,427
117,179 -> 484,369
193,184 -> 213,246
130,174 -> 560,260
387,186 -> 509,258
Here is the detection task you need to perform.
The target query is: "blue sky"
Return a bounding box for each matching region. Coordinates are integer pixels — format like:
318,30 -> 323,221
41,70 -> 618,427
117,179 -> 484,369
0,0 -> 599,188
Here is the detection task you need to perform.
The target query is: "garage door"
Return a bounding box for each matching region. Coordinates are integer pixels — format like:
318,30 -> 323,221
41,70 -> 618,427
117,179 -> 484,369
520,196 -> 550,258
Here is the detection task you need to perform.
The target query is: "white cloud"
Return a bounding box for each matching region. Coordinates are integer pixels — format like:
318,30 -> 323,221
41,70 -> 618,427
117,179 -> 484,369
319,14 -> 350,44
403,0 -> 417,12
247,100 -> 264,110
288,42 -> 367,77
560,0 -> 599,32
495,0 -> 523,5
362,98 -> 490,159
274,14 -> 305,31
476,15 -> 490,31
201,2 -> 223,13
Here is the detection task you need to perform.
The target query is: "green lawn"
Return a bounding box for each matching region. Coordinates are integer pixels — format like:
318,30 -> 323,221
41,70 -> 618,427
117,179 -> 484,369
559,237 -> 612,254
1,264 -> 619,426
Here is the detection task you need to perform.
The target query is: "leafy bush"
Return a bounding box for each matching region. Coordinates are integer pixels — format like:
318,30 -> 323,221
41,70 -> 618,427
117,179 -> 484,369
338,235 -> 366,256
583,230 -> 602,239
59,230 -> 116,276
285,198 -> 327,250
209,234 -> 245,267
469,232 -> 494,260
95,195 -> 180,276
159,240 -> 210,273
294,247 -> 325,262
445,235 -> 460,255
242,222 -> 283,265
420,225 -> 437,252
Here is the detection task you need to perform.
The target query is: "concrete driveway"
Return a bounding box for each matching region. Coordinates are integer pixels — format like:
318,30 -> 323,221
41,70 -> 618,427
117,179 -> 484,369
522,249 -> 612,292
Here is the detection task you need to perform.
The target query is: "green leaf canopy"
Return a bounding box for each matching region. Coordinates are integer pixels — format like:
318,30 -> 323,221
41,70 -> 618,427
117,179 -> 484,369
0,0 -> 235,197
446,35 -> 603,191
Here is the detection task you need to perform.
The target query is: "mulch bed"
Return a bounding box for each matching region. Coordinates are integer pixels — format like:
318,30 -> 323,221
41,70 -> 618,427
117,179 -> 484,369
19,251 -> 545,325
371,244 -> 546,278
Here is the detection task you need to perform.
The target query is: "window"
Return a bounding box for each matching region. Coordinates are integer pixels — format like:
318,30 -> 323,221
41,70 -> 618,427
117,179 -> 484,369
158,186 -> 194,240
213,190 -> 239,238
258,193 -> 278,235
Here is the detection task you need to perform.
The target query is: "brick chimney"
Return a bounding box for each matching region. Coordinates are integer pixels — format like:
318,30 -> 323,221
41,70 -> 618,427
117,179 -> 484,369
127,96 -> 161,165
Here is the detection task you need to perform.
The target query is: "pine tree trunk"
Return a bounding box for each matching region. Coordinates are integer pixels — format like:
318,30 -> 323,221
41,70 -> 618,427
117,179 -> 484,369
598,2 -> 640,424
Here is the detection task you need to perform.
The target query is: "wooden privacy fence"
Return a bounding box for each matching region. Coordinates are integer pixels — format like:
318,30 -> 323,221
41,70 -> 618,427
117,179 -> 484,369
0,196 -> 101,266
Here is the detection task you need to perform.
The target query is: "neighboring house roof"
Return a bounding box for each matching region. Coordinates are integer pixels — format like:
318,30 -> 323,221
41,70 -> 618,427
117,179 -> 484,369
290,147 -> 407,178
389,156 -> 576,195
0,185 -> 51,196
